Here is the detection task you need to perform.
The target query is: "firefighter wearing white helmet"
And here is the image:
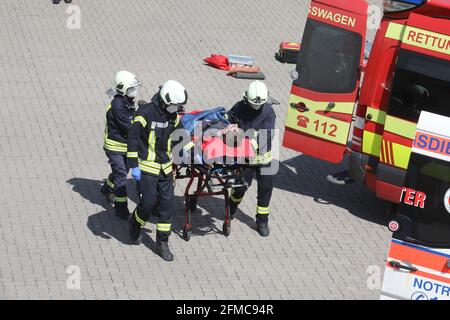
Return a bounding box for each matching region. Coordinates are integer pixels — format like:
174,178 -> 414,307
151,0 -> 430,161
227,81 -> 276,237
101,71 -> 141,220
127,80 -> 187,261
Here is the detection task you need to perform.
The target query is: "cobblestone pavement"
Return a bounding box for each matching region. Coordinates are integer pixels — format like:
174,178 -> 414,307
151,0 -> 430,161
0,0 -> 391,299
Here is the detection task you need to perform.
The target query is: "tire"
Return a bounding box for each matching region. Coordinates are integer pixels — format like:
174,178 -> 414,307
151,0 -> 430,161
222,222 -> 231,237
183,227 -> 191,241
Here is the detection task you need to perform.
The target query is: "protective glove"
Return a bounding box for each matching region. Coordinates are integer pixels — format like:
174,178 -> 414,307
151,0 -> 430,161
131,167 -> 141,181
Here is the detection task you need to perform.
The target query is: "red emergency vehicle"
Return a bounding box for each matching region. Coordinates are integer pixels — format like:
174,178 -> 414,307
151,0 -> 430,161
283,0 -> 450,204
282,0 -> 450,300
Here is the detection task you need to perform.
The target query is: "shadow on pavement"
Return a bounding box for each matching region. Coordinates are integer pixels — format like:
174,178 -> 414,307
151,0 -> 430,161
67,177 -> 245,245
272,155 -> 392,227
67,177 -> 138,245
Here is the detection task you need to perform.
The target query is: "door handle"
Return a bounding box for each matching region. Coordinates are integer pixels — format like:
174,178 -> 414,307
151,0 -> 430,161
324,102 -> 336,113
389,261 -> 418,272
291,102 -> 309,112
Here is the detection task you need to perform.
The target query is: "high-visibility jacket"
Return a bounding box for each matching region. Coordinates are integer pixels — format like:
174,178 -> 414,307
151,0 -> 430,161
103,95 -> 135,154
227,100 -> 276,165
127,94 -> 180,175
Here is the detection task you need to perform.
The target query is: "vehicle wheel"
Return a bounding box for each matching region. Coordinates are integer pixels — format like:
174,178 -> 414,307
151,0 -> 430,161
183,227 -> 191,241
222,222 -> 231,237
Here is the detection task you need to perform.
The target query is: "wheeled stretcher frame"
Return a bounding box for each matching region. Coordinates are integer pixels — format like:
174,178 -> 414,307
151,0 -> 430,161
174,164 -> 247,241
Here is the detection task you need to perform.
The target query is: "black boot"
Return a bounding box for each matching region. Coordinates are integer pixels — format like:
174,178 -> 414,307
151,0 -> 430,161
128,212 -> 142,244
229,201 -> 238,221
256,221 -> 270,237
52,0 -> 61,4
157,241 -> 174,261
115,204 -> 130,221
100,184 -> 114,204
64,0 -> 72,3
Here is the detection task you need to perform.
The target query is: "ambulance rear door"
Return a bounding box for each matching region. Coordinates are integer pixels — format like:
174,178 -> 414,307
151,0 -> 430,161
381,112 -> 450,300
375,13 -> 450,201
283,0 -> 367,163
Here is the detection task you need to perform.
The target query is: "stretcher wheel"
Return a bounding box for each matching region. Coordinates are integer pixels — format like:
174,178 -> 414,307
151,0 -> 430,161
183,227 -> 192,241
222,222 -> 231,237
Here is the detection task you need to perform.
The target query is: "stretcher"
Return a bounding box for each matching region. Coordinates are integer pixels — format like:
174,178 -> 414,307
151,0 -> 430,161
173,111 -> 256,241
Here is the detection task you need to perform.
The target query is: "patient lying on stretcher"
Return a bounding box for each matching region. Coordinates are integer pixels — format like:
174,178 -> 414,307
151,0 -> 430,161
174,108 -> 256,165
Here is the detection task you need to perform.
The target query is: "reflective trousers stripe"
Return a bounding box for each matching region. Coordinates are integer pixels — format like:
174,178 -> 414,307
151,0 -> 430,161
230,193 -> 243,204
156,223 -> 171,232
256,206 -> 270,215
134,209 -> 146,226
127,152 -> 138,158
107,179 -> 114,188
115,196 -> 127,203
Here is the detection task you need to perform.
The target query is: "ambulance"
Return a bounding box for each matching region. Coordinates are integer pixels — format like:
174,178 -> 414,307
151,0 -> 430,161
283,0 -> 450,204
380,111 -> 450,300
282,0 -> 450,300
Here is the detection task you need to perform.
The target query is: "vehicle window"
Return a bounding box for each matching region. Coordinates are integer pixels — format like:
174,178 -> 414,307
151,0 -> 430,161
400,153 -> 450,246
295,19 -> 362,94
388,50 -> 450,122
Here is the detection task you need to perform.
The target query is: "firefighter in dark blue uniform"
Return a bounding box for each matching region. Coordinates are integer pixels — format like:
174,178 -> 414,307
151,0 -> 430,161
227,81 -> 276,237
101,71 -> 141,220
127,80 -> 187,262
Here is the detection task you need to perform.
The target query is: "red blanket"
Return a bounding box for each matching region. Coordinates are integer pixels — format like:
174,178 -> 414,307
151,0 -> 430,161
202,136 -> 255,161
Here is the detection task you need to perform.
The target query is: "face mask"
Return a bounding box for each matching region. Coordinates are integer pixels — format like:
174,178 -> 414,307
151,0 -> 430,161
126,87 -> 139,98
249,102 -> 263,111
166,105 -> 180,114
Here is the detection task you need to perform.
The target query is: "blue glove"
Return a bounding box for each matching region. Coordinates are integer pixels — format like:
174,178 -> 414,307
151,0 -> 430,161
131,167 -> 141,181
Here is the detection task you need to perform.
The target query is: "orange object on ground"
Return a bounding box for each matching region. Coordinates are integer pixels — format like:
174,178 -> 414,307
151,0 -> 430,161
227,65 -> 260,75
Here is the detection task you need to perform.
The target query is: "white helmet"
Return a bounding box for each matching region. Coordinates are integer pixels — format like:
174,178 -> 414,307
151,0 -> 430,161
160,80 -> 188,107
113,70 -> 141,96
244,81 -> 268,110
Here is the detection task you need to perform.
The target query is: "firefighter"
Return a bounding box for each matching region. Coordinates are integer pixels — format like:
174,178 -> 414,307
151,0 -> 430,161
101,71 -> 141,220
127,80 -> 187,262
227,81 -> 276,237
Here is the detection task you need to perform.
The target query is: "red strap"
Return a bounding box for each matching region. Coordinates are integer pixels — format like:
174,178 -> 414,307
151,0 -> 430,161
204,54 -> 230,71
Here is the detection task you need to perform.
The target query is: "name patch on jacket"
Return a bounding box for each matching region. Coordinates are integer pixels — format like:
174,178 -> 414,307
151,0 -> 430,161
151,121 -> 169,129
